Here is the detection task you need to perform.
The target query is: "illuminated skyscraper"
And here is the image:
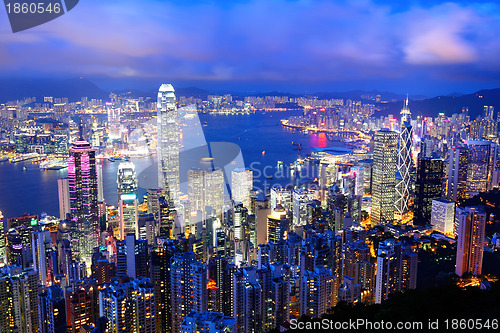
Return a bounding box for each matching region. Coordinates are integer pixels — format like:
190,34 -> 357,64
270,186 -> 292,211
375,239 -> 417,304
0,274 -> 15,332
267,205 -> 289,243
38,285 -> 67,333
300,266 -> 337,318
57,178 -> 70,220
68,140 -> 99,265
171,252 -> 208,333
464,140 -> 497,196
188,168 -> 225,221
65,281 -> 97,332
371,129 -> 398,225
455,206 -> 486,277
231,168 -> 253,209
431,199 -> 455,235
446,146 -> 468,202
395,97 -> 413,220
107,104 -> 121,140
118,162 -> 138,239
97,163 -> 104,202
292,189 -> 316,227
413,155 -> 443,226
157,84 -> 180,207
99,277 -> 156,332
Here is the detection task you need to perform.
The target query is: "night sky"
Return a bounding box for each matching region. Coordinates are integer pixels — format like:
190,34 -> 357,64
1,0 -> 500,95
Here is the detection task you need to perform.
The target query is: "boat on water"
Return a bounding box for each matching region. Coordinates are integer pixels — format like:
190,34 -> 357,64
40,158 -> 68,170
277,160 -> 283,167
108,156 -> 130,162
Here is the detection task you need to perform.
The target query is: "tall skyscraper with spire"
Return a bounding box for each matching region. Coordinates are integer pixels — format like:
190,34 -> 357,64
157,84 -> 180,207
68,140 -> 99,265
395,96 -> 413,221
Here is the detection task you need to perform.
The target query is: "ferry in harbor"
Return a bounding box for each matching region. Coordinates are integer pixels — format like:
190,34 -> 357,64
39,158 -> 68,170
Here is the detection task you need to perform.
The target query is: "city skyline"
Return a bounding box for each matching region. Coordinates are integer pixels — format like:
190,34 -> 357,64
2,0 -> 500,331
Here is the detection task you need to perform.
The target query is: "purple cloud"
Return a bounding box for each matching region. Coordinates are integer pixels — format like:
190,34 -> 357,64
0,0 -> 500,92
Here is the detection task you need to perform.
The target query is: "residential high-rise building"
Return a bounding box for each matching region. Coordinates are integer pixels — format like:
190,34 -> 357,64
0,274 -> 15,332
232,266 -> 263,333
464,140 -> 497,196
31,229 -> 54,287
57,177 -> 70,220
446,146 -> 468,202
68,140 -> 99,265
371,129 -> 398,225
171,251 -> 208,333
65,282 -> 97,332
300,266 -> 337,318
455,206 -> 486,277
431,199 -> 455,235
157,84 -> 180,207
231,168 -> 253,210
270,186 -> 292,211
484,105 -> 495,120
38,285 -> 67,333
146,188 -> 165,217
292,189 -> 316,227
118,162 -> 139,239
151,240 -> 180,333
116,233 -> 149,280
233,203 -> 248,242
267,205 -> 289,244
180,311 -> 236,333
0,266 -> 39,332
395,97 -> 413,219
99,277 -> 156,333
413,155 -> 443,226
374,239 -> 417,304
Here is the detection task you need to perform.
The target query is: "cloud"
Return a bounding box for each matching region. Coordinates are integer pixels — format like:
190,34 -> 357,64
0,0 -> 500,91
401,3 -> 479,64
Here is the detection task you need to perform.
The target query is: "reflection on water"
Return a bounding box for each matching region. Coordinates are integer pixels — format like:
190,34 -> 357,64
0,111 -> 344,219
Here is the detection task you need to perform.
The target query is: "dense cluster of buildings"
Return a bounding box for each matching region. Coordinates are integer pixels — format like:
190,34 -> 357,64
0,85 -> 498,332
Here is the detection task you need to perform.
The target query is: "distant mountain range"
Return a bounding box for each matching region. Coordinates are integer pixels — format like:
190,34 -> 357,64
0,77 -> 108,102
382,89 -> 500,120
0,77 -> 498,119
